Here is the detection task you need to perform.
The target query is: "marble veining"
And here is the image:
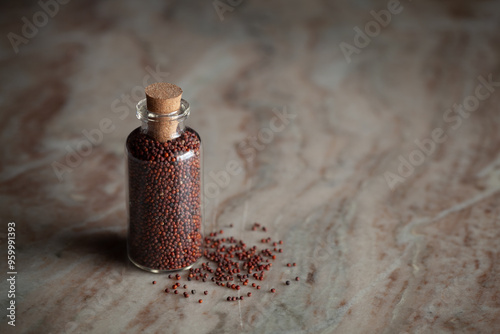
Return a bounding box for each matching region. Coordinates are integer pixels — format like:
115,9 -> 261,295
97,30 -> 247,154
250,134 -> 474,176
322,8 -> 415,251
0,0 -> 500,333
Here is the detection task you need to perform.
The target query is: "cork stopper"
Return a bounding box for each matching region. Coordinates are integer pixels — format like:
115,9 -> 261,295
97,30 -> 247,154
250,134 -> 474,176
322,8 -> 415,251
145,83 -> 183,142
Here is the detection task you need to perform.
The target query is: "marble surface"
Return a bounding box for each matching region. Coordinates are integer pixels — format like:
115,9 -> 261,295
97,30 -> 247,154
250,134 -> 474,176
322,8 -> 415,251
1,0 -> 500,333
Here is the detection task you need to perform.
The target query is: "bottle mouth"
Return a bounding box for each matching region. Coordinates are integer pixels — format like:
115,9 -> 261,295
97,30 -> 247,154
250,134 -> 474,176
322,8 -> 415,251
136,98 -> 190,122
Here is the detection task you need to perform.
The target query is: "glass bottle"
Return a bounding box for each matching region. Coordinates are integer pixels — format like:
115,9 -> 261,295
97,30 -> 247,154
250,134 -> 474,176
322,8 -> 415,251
126,83 -> 202,273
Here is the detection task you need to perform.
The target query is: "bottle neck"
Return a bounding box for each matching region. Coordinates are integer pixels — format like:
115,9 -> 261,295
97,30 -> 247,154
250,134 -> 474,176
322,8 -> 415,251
136,98 -> 190,142
140,118 -> 186,141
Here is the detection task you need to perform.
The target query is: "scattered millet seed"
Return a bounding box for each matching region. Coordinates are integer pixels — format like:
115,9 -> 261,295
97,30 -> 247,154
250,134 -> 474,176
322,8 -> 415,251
199,299 -> 203,303
152,281 -> 156,284
295,277 -> 300,281
152,220 -> 299,304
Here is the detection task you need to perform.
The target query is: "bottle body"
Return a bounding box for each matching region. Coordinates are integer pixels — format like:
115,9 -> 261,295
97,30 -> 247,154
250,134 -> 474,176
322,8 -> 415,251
126,99 -> 202,272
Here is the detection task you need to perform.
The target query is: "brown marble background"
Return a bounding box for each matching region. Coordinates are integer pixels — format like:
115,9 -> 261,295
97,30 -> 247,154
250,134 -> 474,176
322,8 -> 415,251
1,0 -> 500,333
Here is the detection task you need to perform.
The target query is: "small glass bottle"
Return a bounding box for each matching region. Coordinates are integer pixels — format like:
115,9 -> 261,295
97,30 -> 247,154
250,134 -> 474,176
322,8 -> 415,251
126,83 -> 202,273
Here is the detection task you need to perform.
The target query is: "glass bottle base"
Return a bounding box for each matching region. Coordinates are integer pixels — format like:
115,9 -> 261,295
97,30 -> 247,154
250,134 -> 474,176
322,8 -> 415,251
128,254 -> 197,273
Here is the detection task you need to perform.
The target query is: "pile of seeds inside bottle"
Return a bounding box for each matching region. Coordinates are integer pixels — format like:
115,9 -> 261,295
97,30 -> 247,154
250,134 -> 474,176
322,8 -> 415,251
127,127 -> 202,271
151,222 -> 300,303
